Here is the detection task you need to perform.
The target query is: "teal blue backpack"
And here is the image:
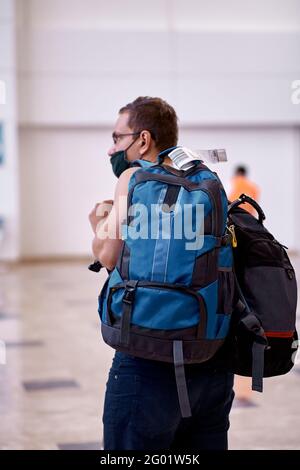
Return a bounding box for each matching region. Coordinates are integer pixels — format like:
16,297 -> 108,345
97,148 -> 234,417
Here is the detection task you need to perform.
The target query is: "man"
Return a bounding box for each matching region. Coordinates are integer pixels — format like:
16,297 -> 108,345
228,165 -> 260,216
89,97 -> 234,451
88,97 -> 176,270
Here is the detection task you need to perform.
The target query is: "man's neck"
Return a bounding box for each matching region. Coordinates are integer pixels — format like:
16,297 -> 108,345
142,155 -> 174,167
162,156 -> 174,166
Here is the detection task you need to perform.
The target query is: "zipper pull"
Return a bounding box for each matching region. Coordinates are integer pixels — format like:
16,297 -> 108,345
228,224 -> 238,248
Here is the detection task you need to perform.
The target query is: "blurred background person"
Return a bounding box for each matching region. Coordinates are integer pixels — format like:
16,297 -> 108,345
228,165 -> 260,215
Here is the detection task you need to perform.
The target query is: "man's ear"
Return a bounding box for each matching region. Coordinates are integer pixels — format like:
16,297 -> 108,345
139,130 -> 152,155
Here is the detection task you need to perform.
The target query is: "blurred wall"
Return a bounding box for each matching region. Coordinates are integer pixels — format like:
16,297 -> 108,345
2,0 -> 300,259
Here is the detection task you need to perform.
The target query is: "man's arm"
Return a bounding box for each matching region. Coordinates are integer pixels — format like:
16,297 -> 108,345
90,167 -> 140,271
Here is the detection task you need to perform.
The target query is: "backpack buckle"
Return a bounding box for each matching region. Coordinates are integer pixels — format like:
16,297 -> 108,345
122,281 -> 138,305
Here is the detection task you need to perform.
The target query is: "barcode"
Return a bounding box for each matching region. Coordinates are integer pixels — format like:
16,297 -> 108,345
169,147 -> 199,170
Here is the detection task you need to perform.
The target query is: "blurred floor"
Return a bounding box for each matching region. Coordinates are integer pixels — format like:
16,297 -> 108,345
0,258 -> 299,450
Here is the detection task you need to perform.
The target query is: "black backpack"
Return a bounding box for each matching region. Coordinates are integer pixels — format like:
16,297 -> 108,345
227,194 -> 298,392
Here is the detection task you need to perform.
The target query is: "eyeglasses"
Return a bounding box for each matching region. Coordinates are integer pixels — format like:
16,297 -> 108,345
112,132 -> 140,145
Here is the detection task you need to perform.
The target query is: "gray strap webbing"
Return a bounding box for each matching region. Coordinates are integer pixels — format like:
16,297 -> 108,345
120,302 -> 132,347
173,341 -> 192,418
252,342 -> 266,392
233,271 -> 267,393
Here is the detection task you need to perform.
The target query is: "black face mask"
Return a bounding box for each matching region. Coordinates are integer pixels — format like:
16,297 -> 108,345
110,136 -> 140,178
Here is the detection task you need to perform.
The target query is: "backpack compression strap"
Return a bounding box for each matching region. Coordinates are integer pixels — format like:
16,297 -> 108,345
173,341 -> 192,418
233,274 -> 268,392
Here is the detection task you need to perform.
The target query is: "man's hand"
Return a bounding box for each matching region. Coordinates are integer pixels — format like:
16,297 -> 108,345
88,199 -> 114,235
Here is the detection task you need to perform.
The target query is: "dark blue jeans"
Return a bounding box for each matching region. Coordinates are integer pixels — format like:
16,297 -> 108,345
103,351 -> 235,451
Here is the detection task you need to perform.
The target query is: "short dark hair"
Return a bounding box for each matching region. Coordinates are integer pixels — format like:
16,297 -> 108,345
235,165 -> 247,176
119,96 -> 178,152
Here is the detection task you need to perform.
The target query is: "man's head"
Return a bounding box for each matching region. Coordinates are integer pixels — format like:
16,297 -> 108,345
235,165 -> 248,177
108,96 -> 178,163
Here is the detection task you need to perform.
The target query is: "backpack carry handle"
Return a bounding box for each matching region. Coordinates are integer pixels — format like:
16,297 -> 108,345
228,193 -> 266,224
